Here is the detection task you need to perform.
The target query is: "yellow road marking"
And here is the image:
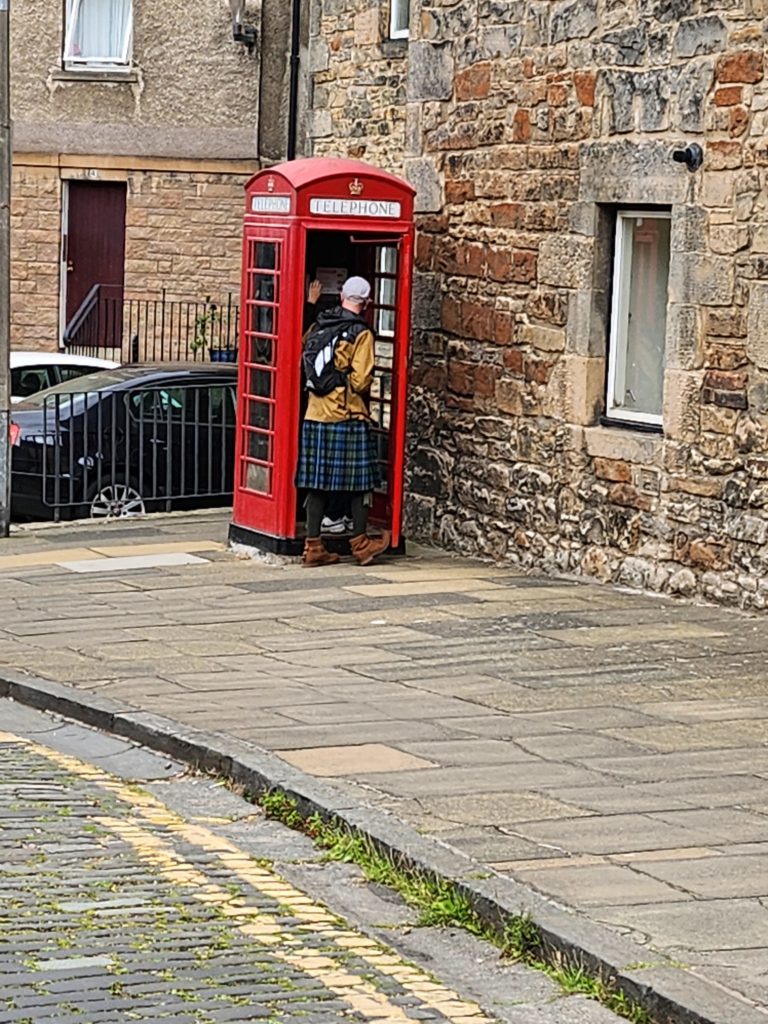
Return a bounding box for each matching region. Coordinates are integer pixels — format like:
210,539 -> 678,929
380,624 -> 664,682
98,817 -> 424,1022
12,735 -> 490,1024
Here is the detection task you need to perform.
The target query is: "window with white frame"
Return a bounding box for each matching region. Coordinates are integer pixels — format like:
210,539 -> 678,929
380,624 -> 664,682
64,0 -> 133,70
606,210 -> 671,427
390,0 -> 409,39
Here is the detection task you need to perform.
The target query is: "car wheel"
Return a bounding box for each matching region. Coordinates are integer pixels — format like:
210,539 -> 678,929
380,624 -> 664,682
88,481 -> 146,519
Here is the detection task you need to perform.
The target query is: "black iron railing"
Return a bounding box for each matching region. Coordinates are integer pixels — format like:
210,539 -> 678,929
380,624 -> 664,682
63,285 -> 240,364
19,383 -> 237,520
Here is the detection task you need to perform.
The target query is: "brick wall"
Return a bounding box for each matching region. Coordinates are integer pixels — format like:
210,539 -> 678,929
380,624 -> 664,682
308,0 -> 768,610
125,171 -> 246,298
10,162 -> 249,353
10,166 -> 62,352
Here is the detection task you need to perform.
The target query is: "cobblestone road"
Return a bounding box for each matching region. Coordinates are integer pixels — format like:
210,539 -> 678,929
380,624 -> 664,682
0,702 -> 622,1024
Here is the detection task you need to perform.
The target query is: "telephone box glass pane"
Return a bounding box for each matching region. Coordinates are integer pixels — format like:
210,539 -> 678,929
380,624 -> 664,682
247,401 -> 271,430
254,274 -> 276,301
248,368 -> 273,398
249,336 -> 274,366
244,462 -> 271,493
255,243 -> 276,269
246,430 -> 271,461
374,246 -> 397,338
251,306 -> 274,335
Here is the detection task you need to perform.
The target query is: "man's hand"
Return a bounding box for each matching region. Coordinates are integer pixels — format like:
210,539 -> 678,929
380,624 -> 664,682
307,280 -> 322,305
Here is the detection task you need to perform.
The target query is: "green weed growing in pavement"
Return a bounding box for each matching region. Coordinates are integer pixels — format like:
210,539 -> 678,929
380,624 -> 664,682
303,811 -> 484,934
258,789 -> 655,1024
501,913 -> 542,962
171,987 -> 199,1003
260,789 -> 304,829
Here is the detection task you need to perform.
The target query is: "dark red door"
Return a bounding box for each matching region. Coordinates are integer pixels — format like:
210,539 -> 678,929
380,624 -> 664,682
65,181 -> 127,326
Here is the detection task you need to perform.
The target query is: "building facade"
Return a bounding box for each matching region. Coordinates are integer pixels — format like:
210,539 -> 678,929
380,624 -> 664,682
10,0 -> 267,353
305,0 -> 768,609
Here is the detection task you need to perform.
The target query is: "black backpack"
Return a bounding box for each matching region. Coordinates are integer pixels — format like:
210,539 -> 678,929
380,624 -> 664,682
302,308 -> 369,396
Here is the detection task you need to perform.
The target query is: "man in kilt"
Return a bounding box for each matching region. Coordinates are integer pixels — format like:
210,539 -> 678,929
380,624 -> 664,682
296,276 -> 391,568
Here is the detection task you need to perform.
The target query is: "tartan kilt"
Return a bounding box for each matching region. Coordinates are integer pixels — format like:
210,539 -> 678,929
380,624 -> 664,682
296,419 -> 381,492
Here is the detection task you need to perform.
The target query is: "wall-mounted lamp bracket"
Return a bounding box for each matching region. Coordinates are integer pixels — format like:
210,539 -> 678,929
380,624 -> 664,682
229,0 -> 256,52
233,24 -> 257,50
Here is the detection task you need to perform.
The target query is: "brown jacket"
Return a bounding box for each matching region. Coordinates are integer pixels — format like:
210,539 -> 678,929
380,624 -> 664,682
304,327 -> 375,423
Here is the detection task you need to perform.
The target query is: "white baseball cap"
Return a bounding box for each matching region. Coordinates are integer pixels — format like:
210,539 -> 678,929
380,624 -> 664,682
341,276 -> 371,303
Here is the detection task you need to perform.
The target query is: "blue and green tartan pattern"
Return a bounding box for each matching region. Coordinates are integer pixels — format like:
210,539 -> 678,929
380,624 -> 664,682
296,419 -> 381,492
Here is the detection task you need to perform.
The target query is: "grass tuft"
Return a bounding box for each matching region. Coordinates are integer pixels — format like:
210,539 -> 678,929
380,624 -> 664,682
258,789 -> 655,1024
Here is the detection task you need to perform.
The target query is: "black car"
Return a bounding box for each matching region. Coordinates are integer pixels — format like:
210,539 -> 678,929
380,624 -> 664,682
11,364 -> 238,521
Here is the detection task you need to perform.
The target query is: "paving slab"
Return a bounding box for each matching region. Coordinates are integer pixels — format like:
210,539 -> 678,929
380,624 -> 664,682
2,511 -> 768,1022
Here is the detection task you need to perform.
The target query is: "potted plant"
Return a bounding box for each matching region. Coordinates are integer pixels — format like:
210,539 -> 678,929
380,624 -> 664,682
190,298 -> 238,362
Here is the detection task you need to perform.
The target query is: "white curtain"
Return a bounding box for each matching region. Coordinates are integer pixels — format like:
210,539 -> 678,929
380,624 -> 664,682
68,0 -> 132,62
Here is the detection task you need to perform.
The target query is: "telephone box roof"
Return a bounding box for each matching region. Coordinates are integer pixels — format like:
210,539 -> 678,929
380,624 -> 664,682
246,157 -> 416,196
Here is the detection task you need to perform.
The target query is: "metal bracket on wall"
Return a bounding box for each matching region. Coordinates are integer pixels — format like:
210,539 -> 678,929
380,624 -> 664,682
233,24 -> 257,50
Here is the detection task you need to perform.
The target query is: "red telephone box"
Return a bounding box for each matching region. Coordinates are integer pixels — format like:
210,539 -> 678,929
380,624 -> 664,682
229,157 -> 415,556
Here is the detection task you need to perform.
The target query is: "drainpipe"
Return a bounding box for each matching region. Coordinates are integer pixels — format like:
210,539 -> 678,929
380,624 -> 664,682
286,0 -> 301,161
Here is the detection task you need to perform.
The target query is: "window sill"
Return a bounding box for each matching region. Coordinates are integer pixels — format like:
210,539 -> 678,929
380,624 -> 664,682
585,422 -> 663,469
380,38 -> 409,56
600,415 -> 663,436
52,68 -> 139,84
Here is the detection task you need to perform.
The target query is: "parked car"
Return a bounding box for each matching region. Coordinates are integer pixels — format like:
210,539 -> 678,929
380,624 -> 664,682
10,352 -> 120,403
11,364 -> 238,521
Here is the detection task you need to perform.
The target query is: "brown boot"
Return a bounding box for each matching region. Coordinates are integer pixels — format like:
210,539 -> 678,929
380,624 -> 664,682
302,537 -> 340,568
349,530 -> 391,566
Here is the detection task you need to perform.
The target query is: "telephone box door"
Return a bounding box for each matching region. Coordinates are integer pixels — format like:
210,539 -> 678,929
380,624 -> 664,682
358,238 -> 411,547
234,226 -> 297,537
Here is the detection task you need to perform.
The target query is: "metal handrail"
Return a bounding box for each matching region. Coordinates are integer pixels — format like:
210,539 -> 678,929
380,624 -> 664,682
63,282 -> 103,344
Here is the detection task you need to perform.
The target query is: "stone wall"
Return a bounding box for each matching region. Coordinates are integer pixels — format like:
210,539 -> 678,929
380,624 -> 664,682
10,166 -> 62,352
307,1 -> 409,165
124,170 -> 246,298
308,0 -> 768,610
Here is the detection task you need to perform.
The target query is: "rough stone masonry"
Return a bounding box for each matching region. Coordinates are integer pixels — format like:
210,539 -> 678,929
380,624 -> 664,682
307,0 -> 768,610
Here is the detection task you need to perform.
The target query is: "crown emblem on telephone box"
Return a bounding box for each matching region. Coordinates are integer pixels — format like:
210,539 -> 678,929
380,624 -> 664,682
266,176 -> 275,193
349,178 -> 364,196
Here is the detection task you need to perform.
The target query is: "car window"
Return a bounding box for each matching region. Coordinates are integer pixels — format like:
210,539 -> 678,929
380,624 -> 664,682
127,384 -> 236,425
130,387 -> 185,421
16,370 -> 126,406
11,366 -> 53,398
57,365 -> 101,384
209,386 -> 236,427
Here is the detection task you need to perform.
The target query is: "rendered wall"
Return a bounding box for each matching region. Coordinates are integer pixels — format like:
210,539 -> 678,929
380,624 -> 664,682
10,0 -> 260,160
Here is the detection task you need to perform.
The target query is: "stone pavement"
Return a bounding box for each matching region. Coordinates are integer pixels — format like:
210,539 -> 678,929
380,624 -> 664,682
0,699 -> 624,1024
1,510 -> 768,1021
